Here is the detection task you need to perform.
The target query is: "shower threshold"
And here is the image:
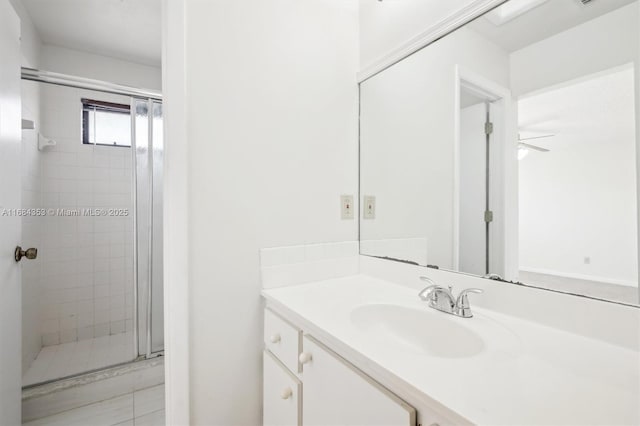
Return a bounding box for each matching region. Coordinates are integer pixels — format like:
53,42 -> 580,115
23,332 -> 138,387
22,357 -> 164,424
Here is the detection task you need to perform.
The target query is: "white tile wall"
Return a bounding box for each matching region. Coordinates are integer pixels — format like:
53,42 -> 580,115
260,241 -> 359,289
37,84 -> 135,347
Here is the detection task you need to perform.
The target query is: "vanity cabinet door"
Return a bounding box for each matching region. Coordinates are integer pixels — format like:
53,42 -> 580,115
301,336 -> 415,426
264,350 -> 301,426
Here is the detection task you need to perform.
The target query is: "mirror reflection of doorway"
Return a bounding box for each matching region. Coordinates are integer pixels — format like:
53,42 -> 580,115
459,97 -> 492,276
457,75 -> 509,279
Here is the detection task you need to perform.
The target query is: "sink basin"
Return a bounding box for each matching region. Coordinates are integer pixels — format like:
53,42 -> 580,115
350,304 -> 485,358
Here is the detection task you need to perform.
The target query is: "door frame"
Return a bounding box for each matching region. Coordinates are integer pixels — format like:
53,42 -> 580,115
161,0 -> 190,423
453,65 -> 518,280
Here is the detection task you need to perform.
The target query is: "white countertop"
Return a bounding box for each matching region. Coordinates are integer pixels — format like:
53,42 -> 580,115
262,274 -> 640,425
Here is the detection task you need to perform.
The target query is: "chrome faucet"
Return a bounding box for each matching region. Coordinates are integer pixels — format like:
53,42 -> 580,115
418,277 -> 483,318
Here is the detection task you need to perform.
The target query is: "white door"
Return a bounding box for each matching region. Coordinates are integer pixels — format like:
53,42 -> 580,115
0,1 -> 22,424
459,101 -> 488,276
301,336 -> 415,426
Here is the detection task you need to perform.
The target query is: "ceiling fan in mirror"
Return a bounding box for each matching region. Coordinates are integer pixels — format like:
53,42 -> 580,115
517,133 -> 553,160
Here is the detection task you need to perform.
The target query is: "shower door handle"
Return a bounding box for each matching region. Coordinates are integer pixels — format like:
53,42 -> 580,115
15,246 -> 38,262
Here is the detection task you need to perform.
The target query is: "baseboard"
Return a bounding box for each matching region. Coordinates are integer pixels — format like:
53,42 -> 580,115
519,267 -> 636,288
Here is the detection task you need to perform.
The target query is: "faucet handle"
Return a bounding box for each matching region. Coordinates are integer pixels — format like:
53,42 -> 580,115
456,288 -> 483,304
418,276 -> 437,301
418,284 -> 438,301
455,288 -> 483,318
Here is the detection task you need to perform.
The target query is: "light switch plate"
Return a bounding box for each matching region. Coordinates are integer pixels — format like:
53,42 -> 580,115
363,195 -> 375,219
341,195 -> 354,220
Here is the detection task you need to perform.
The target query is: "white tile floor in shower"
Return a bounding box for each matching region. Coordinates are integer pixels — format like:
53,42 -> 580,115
23,384 -> 165,426
23,332 -> 135,386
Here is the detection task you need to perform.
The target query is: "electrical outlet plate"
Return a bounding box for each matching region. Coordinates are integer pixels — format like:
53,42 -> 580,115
341,195 -> 354,220
363,195 -> 375,219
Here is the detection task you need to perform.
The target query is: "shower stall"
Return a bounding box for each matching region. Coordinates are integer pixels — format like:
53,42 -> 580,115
19,68 -> 164,387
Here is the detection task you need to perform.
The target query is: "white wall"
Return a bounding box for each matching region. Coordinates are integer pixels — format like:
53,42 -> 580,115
518,67 -> 637,286
179,1 -> 359,423
510,3 -> 638,97
10,0 -> 162,93
637,0 -> 640,302
8,0 -> 41,67
512,4 -> 639,288
358,0 -> 478,70
360,27 -> 509,270
41,44 -> 161,91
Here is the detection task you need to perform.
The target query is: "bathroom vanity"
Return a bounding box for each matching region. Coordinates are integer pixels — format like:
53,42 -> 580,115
259,0 -> 640,423
260,248 -> 639,426
263,307 -> 416,426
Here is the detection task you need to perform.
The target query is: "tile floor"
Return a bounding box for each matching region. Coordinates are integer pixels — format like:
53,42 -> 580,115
23,332 -> 135,386
23,384 -> 165,426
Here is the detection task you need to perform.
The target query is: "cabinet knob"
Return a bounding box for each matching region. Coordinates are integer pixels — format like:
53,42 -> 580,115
280,387 -> 293,400
270,333 -> 281,344
298,352 -> 313,364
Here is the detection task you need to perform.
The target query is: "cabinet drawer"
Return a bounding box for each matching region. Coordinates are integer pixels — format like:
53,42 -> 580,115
264,350 -> 301,426
264,308 -> 301,373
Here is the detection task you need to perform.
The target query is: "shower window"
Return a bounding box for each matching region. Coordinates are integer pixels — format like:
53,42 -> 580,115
82,98 -> 131,147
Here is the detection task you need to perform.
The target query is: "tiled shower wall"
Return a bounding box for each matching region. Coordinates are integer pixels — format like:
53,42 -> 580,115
38,84 -> 135,346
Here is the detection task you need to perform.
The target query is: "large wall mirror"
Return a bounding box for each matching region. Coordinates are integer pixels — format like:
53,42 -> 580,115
359,0 -> 640,305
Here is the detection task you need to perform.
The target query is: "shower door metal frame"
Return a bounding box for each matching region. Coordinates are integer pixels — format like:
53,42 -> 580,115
21,67 -> 161,100
132,98 -> 165,360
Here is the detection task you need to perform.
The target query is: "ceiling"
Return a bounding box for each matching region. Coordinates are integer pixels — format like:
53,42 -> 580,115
22,0 -> 161,66
518,66 -> 635,150
468,0 -> 636,53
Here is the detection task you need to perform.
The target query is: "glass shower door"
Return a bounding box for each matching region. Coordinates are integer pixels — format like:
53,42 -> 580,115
133,99 -> 164,357
21,83 -> 139,386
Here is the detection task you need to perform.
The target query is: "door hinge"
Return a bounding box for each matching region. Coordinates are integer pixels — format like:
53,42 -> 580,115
484,210 -> 494,223
485,121 -> 494,135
